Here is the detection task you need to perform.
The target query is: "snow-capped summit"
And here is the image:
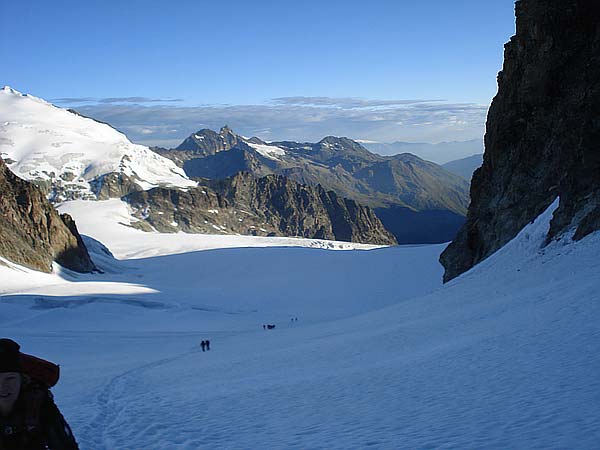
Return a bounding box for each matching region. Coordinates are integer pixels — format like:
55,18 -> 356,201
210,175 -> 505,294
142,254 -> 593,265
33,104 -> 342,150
0,87 -> 196,201
2,86 -> 26,96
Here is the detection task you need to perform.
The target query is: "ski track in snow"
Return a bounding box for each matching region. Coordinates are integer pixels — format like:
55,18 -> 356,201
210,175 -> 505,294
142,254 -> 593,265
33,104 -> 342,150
84,351 -> 193,450
1,200 -> 599,448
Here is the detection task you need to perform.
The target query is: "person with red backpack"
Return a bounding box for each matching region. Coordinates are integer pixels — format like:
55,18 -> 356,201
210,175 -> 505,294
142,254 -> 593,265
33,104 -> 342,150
0,338 -> 79,450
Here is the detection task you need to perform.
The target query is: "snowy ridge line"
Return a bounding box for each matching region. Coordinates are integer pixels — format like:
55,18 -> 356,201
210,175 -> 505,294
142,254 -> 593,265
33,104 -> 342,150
1,86 -> 52,106
0,86 -> 196,202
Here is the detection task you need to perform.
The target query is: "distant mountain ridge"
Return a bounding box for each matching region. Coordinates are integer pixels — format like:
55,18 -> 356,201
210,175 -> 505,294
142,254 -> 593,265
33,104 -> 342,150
155,126 -> 470,243
0,90 -> 396,246
363,139 -> 483,165
0,88 -> 469,245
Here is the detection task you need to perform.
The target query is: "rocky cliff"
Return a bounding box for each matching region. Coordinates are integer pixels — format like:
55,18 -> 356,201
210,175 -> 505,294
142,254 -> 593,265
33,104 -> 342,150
0,158 -> 95,273
125,172 -> 397,245
440,0 -> 600,281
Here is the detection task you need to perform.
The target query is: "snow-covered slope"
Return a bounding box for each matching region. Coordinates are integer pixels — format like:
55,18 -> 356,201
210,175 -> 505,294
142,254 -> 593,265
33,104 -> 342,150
57,199 -> 385,259
0,199 -> 598,448
0,86 -> 195,201
247,142 -> 286,160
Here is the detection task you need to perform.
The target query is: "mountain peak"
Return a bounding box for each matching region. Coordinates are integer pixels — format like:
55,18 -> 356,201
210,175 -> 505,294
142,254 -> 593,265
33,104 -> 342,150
176,126 -> 241,154
0,86 -> 50,107
0,89 -> 194,202
319,135 -> 351,145
2,86 -> 18,94
316,136 -> 374,159
1,86 -> 23,96
318,135 -> 368,148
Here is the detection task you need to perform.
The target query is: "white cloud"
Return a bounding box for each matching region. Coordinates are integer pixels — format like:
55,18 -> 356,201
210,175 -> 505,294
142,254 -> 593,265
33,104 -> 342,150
68,97 -> 489,148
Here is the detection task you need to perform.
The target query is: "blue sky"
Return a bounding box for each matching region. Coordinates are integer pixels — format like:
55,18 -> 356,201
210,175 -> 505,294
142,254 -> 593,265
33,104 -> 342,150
2,0 -> 517,147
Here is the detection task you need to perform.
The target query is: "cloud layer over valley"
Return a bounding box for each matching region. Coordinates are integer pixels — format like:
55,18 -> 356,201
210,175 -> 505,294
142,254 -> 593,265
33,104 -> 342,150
56,96 -> 489,150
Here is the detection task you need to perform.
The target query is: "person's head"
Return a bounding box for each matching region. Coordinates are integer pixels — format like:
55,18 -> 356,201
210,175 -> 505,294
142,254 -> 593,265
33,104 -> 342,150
0,339 -> 22,416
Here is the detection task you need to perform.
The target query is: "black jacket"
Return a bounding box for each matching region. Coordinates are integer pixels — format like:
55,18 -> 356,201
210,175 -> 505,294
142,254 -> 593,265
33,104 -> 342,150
0,381 -> 79,450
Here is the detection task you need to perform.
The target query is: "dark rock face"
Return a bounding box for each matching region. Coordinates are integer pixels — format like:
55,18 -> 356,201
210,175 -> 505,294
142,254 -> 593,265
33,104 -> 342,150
0,158 -> 95,273
125,172 -> 397,245
440,0 -> 600,282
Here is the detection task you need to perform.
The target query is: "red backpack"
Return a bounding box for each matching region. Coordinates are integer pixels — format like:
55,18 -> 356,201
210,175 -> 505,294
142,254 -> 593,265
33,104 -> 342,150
19,353 -> 60,387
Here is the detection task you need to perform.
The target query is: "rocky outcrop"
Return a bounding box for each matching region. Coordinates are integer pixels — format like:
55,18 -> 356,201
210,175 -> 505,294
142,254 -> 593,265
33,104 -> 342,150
183,145 -> 275,180
0,158 -> 95,273
124,172 -> 397,245
440,0 -> 600,281
90,172 -> 144,200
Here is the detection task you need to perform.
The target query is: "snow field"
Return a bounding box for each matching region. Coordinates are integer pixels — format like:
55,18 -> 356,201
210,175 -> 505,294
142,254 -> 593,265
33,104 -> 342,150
0,200 -> 599,448
247,142 -> 286,160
